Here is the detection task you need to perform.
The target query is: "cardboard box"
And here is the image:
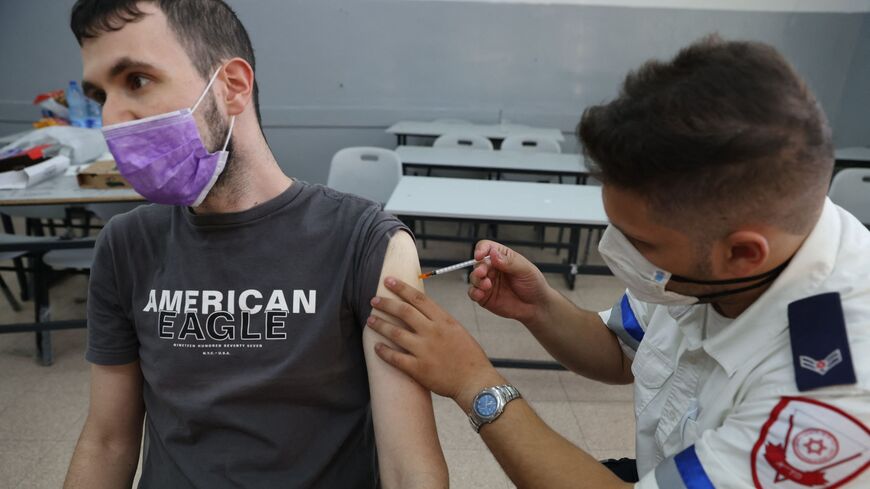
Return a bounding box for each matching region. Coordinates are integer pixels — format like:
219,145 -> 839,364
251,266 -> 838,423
76,160 -> 132,189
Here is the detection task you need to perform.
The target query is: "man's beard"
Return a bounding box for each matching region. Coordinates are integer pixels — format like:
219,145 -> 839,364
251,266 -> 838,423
201,91 -> 239,193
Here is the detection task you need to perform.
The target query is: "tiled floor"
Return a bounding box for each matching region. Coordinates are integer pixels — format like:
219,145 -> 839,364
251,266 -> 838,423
0,225 -> 634,488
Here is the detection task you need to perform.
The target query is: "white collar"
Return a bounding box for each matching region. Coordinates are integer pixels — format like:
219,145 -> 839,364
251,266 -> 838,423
700,198 -> 841,376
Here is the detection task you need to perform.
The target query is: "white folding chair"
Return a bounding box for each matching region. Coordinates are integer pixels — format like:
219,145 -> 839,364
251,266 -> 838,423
0,233 -> 61,311
0,203 -> 137,365
1,205 -> 71,306
432,133 -> 494,239
499,135 -> 563,248
327,147 -> 402,204
501,134 -> 562,154
829,168 -> 870,225
433,133 -> 494,151
0,247 -> 26,311
1,205 -> 95,272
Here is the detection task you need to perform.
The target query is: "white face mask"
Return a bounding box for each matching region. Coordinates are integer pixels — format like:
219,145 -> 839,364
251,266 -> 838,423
598,225 -> 698,306
597,225 -> 789,306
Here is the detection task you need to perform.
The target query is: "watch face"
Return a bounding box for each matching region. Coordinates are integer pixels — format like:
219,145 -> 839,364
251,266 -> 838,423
474,392 -> 499,418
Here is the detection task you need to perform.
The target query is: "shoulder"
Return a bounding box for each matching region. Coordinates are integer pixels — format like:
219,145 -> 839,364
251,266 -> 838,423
303,183 -> 383,216
297,183 -> 404,232
381,229 -> 418,270
96,204 -> 170,252
101,203 -> 170,237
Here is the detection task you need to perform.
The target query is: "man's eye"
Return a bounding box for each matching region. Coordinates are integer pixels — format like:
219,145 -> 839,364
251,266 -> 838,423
89,91 -> 106,106
129,75 -> 152,91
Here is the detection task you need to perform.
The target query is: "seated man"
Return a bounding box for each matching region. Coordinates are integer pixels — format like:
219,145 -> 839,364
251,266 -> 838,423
62,1 -> 447,488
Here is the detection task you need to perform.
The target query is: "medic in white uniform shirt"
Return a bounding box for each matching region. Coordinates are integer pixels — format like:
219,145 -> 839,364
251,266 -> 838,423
364,35 -> 870,488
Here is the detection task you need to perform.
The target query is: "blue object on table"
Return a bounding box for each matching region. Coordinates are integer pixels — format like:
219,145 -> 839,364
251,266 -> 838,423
67,81 -> 101,129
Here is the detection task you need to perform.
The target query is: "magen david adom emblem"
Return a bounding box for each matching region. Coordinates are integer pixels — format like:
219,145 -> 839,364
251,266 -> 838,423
752,397 -> 869,488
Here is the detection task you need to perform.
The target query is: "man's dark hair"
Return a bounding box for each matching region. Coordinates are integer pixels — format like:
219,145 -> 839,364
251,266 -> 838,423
578,35 -> 833,237
70,0 -> 262,126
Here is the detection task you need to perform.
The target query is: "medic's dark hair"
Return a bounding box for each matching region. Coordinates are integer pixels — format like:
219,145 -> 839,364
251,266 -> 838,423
70,0 -> 261,125
578,34 -> 833,235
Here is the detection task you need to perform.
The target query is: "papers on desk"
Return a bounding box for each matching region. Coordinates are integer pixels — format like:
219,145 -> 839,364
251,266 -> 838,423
0,127 -> 107,165
0,155 -> 70,189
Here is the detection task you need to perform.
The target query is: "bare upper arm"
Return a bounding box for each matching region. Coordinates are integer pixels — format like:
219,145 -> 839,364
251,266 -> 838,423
84,361 -> 145,444
363,230 -> 448,487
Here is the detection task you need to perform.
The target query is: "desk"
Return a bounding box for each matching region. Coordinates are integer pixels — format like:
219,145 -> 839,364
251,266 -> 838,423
397,146 -> 589,182
0,235 -> 97,365
0,171 -> 140,366
385,177 -> 609,289
835,147 -> 870,169
387,121 -> 565,146
0,173 -> 143,206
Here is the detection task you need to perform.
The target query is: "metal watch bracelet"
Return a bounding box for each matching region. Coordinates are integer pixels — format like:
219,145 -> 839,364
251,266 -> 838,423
468,384 -> 522,433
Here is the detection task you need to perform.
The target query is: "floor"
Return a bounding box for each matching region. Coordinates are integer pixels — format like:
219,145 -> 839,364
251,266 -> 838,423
0,223 -> 635,489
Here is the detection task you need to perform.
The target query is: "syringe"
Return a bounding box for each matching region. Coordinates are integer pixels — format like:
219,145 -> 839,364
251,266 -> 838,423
419,256 -> 491,280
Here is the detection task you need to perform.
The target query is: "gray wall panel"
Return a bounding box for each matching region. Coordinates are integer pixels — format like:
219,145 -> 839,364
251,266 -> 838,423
263,127 -> 396,184
1,1 -> 867,182
835,14 -> 870,146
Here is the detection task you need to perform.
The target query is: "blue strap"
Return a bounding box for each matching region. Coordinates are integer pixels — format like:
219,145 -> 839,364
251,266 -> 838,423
673,445 -> 715,489
620,294 -> 645,343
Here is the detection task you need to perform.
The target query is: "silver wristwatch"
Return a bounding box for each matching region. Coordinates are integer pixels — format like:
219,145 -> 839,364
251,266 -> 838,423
468,384 -> 522,433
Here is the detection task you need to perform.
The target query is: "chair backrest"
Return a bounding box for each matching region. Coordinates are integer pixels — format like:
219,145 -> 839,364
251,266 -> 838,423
829,168 -> 870,224
327,147 -> 402,204
501,135 -> 562,154
433,133 -> 494,150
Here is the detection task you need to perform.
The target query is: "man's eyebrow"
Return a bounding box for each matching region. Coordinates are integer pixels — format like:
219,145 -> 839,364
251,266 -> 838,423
81,57 -> 162,100
108,57 -> 161,78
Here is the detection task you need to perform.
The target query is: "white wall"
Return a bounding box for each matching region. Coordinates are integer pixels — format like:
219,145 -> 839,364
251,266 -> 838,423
0,0 -> 867,184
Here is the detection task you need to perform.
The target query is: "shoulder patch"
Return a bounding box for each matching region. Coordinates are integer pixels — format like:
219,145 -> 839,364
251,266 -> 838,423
787,292 -> 856,392
751,397 -> 869,489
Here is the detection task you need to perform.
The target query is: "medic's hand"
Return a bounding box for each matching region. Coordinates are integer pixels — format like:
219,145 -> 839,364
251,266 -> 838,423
368,277 -> 503,409
468,240 -> 553,326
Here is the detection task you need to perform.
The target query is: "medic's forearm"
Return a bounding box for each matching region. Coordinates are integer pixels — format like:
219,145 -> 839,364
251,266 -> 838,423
522,288 -> 632,384
483,401 -> 632,489
453,369 -> 631,489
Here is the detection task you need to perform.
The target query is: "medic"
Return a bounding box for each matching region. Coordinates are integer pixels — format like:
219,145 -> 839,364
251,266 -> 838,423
365,35 -> 870,489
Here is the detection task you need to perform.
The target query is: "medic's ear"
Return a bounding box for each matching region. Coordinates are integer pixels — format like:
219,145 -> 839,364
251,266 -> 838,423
721,230 -> 770,277
220,58 -> 254,117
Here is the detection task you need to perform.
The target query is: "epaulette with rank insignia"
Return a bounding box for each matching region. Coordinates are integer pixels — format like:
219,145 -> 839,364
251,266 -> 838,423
787,292 -> 857,392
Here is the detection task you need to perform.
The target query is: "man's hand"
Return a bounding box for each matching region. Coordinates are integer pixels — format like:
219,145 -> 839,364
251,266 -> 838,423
369,278 -> 632,489
368,276 -> 504,410
469,240 -> 554,326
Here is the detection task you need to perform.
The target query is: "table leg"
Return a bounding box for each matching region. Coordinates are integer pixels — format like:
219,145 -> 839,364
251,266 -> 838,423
2,214 -> 29,301
468,222 -> 478,259
581,228 -> 595,266
566,227 -> 581,290
33,255 -> 52,366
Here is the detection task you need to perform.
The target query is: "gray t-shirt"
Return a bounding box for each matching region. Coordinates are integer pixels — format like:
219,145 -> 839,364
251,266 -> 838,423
86,181 -> 408,488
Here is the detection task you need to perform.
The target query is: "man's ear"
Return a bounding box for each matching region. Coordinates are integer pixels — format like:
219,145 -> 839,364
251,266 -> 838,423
220,57 -> 254,117
721,230 -> 770,277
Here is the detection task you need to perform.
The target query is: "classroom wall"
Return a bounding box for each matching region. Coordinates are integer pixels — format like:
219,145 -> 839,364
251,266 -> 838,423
835,13 -> 870,146
0,0 -> 868,184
